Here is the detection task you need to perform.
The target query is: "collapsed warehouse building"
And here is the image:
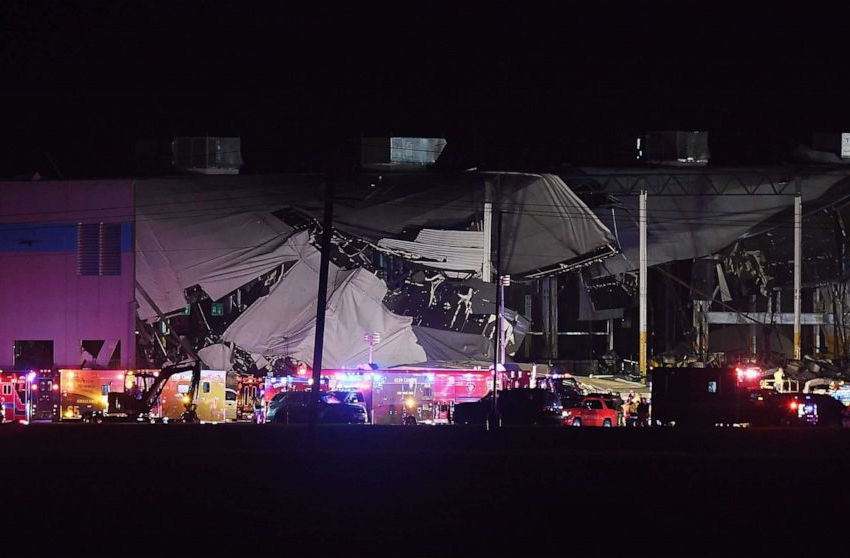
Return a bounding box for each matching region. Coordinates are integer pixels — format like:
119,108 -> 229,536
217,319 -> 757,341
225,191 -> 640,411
5,149 -> 850,386
565,165 -> 850,382
133,171 -> 618,374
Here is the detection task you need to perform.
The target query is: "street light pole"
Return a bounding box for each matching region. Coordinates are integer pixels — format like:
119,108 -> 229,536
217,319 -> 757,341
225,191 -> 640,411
364,332 -> 381,365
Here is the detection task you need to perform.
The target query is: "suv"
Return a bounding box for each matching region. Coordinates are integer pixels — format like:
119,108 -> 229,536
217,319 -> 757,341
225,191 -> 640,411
564,396 -> 618,427
328,390 -> 370,422
452,389 -> 563,426
267,391 -> 367,424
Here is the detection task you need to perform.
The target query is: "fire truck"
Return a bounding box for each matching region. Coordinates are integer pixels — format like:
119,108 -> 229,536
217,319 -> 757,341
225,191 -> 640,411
261,368 -> 500,425
1,371 -> 28,422
651,365 -> 773,427
235,374 -> 264,421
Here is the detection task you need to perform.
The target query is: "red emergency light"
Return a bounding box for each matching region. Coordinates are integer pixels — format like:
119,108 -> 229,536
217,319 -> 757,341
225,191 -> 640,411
735,366 -> 761,384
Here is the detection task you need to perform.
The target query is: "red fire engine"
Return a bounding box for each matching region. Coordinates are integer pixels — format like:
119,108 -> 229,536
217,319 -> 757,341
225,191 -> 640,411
261,367 -> 511,425
0,371 -> 29,422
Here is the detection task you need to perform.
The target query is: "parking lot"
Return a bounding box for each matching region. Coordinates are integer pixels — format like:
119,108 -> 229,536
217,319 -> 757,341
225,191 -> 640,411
3,423 -> 850,556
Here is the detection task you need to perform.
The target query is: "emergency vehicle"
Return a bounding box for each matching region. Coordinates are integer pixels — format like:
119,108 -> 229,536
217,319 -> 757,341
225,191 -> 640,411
58,369 -> 127,421
262,368 -> 501,425
236,375 -> 263,421
34,369 -> 60,420
651,365 -> 770,426
0,371 -> 29,422
157,370 -> 235,422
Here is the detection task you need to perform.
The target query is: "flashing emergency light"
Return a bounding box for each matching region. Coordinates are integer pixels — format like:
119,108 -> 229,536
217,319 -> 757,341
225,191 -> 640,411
26,371 -> 36,382
405,397 -> 416,409
790,401 -> 798,410
297,365 -> 308,375
30,384 -> 38,391
735,367 -> 761,383
52,383 -> 59,391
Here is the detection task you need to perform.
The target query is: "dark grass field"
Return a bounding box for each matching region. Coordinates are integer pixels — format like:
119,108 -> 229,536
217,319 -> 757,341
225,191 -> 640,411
3,424 -> 849,557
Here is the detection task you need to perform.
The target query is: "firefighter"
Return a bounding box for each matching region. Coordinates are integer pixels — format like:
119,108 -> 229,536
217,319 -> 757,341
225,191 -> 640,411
636,397 -> 650,427
253,395 -> 265,424
622,397 -> 632,427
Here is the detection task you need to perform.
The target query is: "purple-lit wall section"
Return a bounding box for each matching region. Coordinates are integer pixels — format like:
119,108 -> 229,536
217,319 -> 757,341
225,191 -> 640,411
0,180 -> 135,369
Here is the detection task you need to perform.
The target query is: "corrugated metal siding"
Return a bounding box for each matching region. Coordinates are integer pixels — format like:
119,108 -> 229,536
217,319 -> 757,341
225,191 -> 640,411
378,229 -> 484,274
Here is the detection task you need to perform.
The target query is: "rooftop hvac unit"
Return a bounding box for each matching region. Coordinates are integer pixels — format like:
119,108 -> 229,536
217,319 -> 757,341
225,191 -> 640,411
361,137 -> 447,170
812,132 -> 850,159
640,131 -> 709,166
172,137 -> 244,175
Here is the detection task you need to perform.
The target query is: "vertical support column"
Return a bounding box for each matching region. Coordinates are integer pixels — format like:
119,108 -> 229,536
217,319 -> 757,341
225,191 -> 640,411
549,275 -> 559,360
639,189 -> 648,381
814,288 -> 821,355
482,201 -> 492,282
523,294 -> 532,359
607,318 -> 614,352
794,191 -> 802,360
499,275 -> 509,366
541,279 -> 551,358
700,301 -> 709,362
750,294 -> 758,356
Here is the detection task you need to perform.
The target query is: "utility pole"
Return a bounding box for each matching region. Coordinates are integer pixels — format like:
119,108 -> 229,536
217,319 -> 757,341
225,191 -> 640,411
793,189 -> 802,360
310,171 -> 335,428
490,179 -> 503,430
639,189 -> 648,382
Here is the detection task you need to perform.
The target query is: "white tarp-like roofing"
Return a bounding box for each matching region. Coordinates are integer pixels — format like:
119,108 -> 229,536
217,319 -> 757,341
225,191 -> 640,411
134,172 -> 617,367
135,173 -> 618,319
328,172 -> 618,276
221,244 -> 426,368
135,175 -> 316,319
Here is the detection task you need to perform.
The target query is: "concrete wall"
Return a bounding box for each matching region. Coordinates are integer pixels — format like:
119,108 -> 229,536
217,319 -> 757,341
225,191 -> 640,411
0,180 -> 135,369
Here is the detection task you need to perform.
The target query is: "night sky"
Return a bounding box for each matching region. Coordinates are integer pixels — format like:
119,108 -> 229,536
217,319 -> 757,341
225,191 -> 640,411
2,2 -> 848,178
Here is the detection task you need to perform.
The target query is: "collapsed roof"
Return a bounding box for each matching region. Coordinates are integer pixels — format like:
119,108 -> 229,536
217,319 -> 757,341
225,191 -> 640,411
585,167 -> 850,279
134,172 -> 617,370
576,167 -> 850,315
